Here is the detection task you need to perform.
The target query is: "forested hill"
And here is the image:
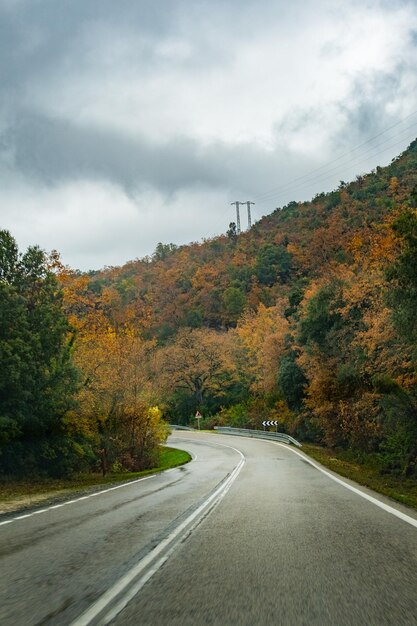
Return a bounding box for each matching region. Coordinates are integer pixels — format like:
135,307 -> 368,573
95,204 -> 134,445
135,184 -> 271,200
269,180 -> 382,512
2,140 -> 417,479
69,138 -> 417,476
88,137 -> 417,337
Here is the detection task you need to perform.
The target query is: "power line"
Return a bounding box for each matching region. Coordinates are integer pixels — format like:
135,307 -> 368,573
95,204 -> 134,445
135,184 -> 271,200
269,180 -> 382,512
254,109 -> 417,203
257,128 -> 417,204
261,131 -> 417,207
222,110 -> 417,237
256,124 -> 416,202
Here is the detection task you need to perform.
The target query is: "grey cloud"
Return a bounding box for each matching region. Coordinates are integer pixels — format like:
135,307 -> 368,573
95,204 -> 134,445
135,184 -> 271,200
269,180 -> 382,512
3,111 -> 226,192
2,0 -> 417,270
0,0 -> 320,94
3,110 -> 309,202
0,1 -> 186,100
332,68 -> 417,151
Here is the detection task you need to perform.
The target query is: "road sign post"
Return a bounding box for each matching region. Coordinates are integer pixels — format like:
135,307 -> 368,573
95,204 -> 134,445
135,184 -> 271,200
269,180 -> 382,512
195,411 -> 202,430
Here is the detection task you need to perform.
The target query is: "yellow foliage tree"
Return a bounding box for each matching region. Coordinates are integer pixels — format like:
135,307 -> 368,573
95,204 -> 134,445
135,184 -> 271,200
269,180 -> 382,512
156,327 -> 237,407
71,321 -> 166,474
236,303 -> 289,394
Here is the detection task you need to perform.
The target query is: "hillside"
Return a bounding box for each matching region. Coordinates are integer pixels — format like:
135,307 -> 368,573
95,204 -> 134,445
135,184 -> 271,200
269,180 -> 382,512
2,140 -> 417,479
87,139 -> 417,336
73,139 -> 417,473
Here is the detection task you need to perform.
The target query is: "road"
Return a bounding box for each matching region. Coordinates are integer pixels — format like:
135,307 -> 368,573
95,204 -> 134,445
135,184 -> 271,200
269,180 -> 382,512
1,432 -> 417,625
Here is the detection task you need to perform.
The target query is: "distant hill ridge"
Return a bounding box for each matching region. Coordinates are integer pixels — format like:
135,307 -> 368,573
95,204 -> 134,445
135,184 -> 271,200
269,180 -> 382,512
87,138 -> 417,340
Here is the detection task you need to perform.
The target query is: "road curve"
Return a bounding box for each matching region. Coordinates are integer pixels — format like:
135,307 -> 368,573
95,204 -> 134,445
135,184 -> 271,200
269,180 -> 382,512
1,432 -> 417,625
112,433 -> 417,626
0,435 -> 240,625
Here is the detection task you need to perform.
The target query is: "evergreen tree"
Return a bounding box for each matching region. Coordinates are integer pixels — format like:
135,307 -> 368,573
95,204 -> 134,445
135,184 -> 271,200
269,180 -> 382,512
386,209 -> 417,347
0,231 -> 81,476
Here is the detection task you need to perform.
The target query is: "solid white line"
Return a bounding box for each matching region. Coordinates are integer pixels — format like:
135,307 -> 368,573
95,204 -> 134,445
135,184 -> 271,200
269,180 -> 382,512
1,437 -> 202,527
0,475 -> 158,527
174,433 -> 417,528
72,445 -> 245,626
270,441 -> 417,529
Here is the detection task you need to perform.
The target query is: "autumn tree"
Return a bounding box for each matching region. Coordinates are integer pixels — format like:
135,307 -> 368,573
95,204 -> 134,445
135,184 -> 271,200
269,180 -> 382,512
297,277 -> 374,448
157,328 -> 238,421
383,208 -> 417,473
72,317 -> 167,474
236,303 -> 289,395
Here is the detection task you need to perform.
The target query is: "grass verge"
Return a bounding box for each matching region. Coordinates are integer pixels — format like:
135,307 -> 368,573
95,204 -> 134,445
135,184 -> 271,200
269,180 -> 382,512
0,445 -> 191,514
302,443 -> 417,510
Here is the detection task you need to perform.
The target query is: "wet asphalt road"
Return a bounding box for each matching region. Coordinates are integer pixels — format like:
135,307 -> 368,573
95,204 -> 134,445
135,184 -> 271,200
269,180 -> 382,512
1,432 -> 417,625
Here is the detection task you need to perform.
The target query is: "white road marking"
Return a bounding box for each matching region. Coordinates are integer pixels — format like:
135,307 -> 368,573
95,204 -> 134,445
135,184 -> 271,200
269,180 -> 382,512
0,475 -> 159,527
72,445 -> 245,626
0,439 -> 200,527
270,441 -> 417,529
183,432 -> 417,527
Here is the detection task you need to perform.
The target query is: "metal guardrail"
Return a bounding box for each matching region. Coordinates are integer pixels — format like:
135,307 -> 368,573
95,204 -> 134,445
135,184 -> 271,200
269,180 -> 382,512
213,426 -> 302,448
169,424 -> 302,447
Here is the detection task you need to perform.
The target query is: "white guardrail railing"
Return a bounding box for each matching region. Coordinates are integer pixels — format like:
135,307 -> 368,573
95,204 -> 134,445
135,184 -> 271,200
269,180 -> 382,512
213,426 -> 302,447
170,424 -> 302,447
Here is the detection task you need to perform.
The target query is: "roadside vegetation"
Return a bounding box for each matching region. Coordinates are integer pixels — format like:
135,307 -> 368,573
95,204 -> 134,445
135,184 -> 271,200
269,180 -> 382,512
303,444 -> 417,509
1,140 -> 417,491
0,446 -> 191,514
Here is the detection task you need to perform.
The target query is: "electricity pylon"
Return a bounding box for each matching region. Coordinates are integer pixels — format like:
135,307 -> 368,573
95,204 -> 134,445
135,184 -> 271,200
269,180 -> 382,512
245,201 -> 255,229
230,201 -> 244,234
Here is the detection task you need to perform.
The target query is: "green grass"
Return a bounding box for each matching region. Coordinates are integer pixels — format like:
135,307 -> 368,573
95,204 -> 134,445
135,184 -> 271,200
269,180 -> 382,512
302,443 -> 417,510
0,446 -> 192,513
154,446 -> 192,471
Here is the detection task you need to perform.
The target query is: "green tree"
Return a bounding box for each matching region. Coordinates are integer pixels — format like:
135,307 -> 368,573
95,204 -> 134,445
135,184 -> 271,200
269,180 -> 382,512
0,231 -> 81,476
299,283 -> 343,350
152,242 -> 178,261
255,244 -> 292,286
226,222 -> 238,244
222,287 -> 246,325
277,353 -> 307,411
386,209 -> 417,347
383,209 -> 417,474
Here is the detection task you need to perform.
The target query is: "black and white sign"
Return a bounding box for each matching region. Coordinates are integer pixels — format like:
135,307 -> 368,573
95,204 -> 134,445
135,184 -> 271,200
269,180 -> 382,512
262,420 -> 279,427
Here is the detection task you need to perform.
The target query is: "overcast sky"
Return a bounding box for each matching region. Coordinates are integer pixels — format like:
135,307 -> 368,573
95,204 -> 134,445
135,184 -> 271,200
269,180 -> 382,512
1,0 -> 417,270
